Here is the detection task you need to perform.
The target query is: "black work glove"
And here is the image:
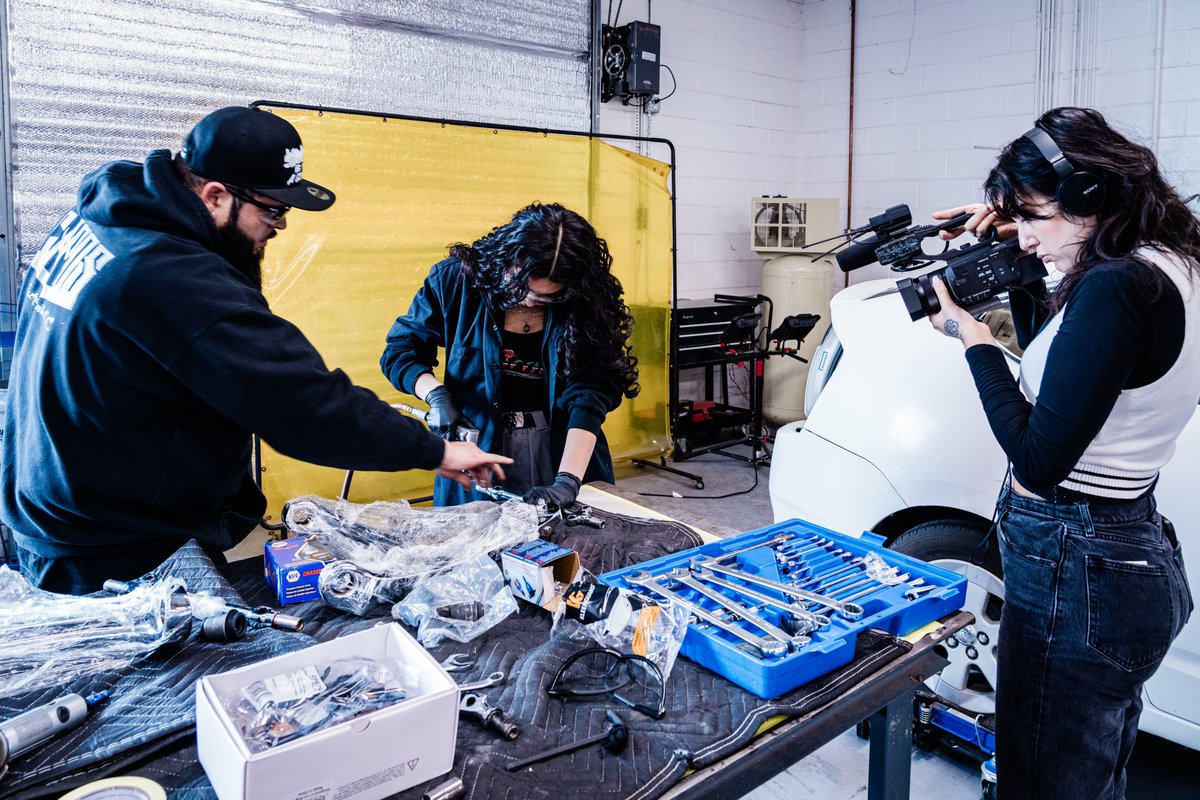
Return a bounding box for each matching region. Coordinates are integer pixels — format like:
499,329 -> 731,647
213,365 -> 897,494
523,472 -> 582,511
424,385 -> 468,440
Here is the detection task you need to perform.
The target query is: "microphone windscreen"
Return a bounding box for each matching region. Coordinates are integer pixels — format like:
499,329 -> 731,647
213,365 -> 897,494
835,237 -> 883,272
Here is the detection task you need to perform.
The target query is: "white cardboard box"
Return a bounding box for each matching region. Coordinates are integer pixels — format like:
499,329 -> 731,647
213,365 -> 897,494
196,624 -> 458,800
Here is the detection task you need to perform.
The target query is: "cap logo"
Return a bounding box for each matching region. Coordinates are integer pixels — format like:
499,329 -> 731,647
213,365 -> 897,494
307,186 -> 331,200
283,146 -> 304,186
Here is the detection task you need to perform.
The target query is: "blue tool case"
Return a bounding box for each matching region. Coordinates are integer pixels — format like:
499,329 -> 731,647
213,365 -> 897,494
601,519 -> 967,698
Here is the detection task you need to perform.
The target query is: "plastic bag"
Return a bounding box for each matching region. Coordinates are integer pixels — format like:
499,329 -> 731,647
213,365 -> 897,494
225,655 -> 419,752
551,575 -> 690,683
392,555 -> 518,647
861,552 -> 905,585
283,495 -> 539,614
0,567 -> 192,697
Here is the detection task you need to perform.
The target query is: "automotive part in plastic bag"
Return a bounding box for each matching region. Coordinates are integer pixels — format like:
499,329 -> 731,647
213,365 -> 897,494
0,567 -> 192,698
551,575 -> 690,683
226,655 -> 419,752
284,495 -> 539,614
316,559 -> 398,616
861,551 -> 905,585
393,555 -> 519,647
105,578 -> 305,635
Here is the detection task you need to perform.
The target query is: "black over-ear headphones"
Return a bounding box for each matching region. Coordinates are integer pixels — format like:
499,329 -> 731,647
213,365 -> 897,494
1022,125 -> 1107,216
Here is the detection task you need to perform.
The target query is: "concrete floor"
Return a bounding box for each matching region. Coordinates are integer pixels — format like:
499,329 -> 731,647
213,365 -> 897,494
612,446 -> 1200,800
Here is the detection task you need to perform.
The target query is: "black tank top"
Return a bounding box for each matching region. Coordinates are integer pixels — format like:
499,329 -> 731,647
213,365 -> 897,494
500,329 -> 548,412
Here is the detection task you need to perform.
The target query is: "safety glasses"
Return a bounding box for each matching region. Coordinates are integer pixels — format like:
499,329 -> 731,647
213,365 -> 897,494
546,647 -> 666,719
224,185 -> 291,224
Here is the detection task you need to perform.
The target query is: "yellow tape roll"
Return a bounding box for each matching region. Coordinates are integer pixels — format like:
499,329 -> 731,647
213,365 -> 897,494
58,777 -> 166,800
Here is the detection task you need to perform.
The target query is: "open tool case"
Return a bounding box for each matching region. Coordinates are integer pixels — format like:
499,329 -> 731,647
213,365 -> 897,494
601,520 -> 967,698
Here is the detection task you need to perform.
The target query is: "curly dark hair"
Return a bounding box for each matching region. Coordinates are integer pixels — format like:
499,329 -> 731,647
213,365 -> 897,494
450,203 -> 640,398
984,106 -> 1200,310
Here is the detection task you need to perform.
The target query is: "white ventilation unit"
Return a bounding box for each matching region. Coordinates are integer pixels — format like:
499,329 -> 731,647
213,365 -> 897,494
750,197 -> 840,254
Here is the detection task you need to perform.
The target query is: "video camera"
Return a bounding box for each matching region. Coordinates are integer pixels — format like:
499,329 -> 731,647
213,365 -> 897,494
896,238 -> 1046,320
832,204 -> 1047,321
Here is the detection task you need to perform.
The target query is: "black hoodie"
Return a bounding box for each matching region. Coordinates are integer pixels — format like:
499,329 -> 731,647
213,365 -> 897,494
2,149 -> 444,562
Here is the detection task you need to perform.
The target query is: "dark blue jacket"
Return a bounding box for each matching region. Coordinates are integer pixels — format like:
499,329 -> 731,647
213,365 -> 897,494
1,149 -> 445,561
381,258 -> 623,505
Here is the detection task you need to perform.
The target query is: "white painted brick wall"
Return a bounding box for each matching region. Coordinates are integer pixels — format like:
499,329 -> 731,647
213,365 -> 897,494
600,0 -> 809,300
790,0 -> 1200,284
599,0 -> 1200,292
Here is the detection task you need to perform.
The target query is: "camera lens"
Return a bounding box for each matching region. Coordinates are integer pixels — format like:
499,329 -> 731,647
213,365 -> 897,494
897,273 -> 942,321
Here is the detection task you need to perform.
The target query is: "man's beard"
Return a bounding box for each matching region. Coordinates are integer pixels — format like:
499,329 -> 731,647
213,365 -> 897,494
216,203 -> 266,290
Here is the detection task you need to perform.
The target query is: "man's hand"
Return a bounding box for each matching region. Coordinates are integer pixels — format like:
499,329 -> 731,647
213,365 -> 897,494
523,472 -> 582,511
437,441 -> 512,489
927,278 -> 995,349
934,204 -> 1017,242
424,385 -> 469,440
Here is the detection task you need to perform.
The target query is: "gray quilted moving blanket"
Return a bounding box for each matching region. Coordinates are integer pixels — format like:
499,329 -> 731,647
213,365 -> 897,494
0,541 -> 312,799
2,509 -> 911,800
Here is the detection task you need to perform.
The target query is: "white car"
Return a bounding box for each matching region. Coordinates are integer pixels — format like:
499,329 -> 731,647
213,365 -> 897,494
769,274 -> 1200,749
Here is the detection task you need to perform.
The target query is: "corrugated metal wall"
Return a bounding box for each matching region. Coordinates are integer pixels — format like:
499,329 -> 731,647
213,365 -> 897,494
2,0 -> 593,283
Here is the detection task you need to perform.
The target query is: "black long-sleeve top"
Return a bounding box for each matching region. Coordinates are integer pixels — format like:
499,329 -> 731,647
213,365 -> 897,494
963,260 -> 1185,498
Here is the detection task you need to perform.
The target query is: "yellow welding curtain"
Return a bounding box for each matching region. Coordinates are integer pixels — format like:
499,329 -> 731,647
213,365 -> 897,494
253,106 -> 672,521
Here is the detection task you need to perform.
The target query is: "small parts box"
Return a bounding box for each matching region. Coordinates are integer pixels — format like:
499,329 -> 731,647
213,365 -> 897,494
601,520 -> 967,698
264,537 -> 331,606
196,624 -> 458,800
501,540 -> 580,612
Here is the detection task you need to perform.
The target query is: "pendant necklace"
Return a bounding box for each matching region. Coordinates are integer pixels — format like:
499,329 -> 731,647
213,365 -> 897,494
519,307 -> 533,333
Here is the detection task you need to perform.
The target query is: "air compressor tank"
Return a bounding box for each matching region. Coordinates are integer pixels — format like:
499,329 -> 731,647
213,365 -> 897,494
761,255 -> 834,424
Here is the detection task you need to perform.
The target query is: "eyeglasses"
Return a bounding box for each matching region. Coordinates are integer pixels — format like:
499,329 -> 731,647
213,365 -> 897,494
224,185 -> 291,224
547,647 -> 666,719
523,286 -> 570,305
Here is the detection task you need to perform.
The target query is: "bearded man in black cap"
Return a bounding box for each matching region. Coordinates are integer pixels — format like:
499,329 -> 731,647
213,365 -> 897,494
1,106 -> 511,593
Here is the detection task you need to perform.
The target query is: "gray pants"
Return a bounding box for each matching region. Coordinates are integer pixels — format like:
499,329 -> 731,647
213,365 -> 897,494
499,410 -> 553,496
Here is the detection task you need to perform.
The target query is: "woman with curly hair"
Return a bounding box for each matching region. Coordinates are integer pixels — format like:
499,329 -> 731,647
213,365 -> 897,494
382,203 -> 639,507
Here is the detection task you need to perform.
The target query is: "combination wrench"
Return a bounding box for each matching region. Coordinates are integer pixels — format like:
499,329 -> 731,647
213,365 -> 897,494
625,571 -> 789,658
710,533 -> 797,564
457,671 -> 505,692
689,556 -> 865,619
689,567 -> 831,630
665,568 -> 808,650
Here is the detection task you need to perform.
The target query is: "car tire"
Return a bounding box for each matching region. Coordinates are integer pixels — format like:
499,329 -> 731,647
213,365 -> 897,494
890,519 -> 1004,714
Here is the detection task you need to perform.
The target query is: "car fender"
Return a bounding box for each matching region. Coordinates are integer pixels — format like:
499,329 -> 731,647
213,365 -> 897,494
801,280 -> 1011,521
769,424 -> 904,536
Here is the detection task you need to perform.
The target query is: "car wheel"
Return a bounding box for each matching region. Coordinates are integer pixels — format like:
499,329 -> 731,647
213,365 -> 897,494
890,519 -> 1003,714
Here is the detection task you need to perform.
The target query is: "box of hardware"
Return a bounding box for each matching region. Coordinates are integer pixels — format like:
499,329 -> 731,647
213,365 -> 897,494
601,520 -> 967,698
196,623 -> 458,800
501,539 -> 580,612
264,537 -> 330,606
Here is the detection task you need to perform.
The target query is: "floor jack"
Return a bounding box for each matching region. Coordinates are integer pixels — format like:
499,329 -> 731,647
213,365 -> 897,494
858,689 -> 997,800
913,690 -> 997,800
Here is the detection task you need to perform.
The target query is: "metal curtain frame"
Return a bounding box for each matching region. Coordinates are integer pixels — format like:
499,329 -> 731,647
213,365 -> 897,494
1,9 -> 15,323
245,99 -> 678,491
590,0 -> 603,134
248,99 -> 677,305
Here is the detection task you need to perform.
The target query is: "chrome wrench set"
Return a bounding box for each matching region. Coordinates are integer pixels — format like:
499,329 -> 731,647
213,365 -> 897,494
619,531 -> 933,661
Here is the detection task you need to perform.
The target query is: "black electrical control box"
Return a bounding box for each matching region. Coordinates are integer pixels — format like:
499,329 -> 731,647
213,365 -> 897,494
601,21 -> 661,103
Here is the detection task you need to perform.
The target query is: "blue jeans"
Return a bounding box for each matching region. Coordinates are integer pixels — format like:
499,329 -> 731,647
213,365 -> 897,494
994,483 -> 1193,800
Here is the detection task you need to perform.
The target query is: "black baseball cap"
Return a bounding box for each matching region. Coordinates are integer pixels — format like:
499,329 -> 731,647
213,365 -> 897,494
180,106 -> 335,211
